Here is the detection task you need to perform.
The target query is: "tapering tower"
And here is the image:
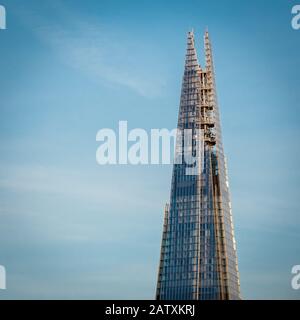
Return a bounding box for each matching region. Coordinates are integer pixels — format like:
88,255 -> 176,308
156,30 -> 241,300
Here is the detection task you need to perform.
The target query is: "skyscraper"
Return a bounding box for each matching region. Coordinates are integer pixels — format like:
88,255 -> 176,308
156,30 -> 241,300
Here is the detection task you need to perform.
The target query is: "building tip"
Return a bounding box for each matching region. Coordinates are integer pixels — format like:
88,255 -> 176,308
187,29 -> 195,41
188,28 -> 209,38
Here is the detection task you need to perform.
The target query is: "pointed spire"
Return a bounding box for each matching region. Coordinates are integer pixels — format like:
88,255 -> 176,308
185,30 -> 200,71
204,29 -> 213,72
203,29 -> 223,148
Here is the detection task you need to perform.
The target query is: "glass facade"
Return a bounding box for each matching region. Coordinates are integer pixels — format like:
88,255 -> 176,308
156,31 -> 241,300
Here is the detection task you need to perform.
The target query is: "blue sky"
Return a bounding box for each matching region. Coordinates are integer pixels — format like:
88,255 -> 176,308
0,0 -> 300,299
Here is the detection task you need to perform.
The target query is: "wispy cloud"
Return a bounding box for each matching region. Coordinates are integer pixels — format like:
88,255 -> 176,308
13,1 -> 167,97
0,162 -> 162,250
0,163 -> 154,209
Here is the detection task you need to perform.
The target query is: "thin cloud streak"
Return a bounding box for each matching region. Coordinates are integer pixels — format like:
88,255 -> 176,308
0,164 -> 153,209
13,1 -> 167,97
